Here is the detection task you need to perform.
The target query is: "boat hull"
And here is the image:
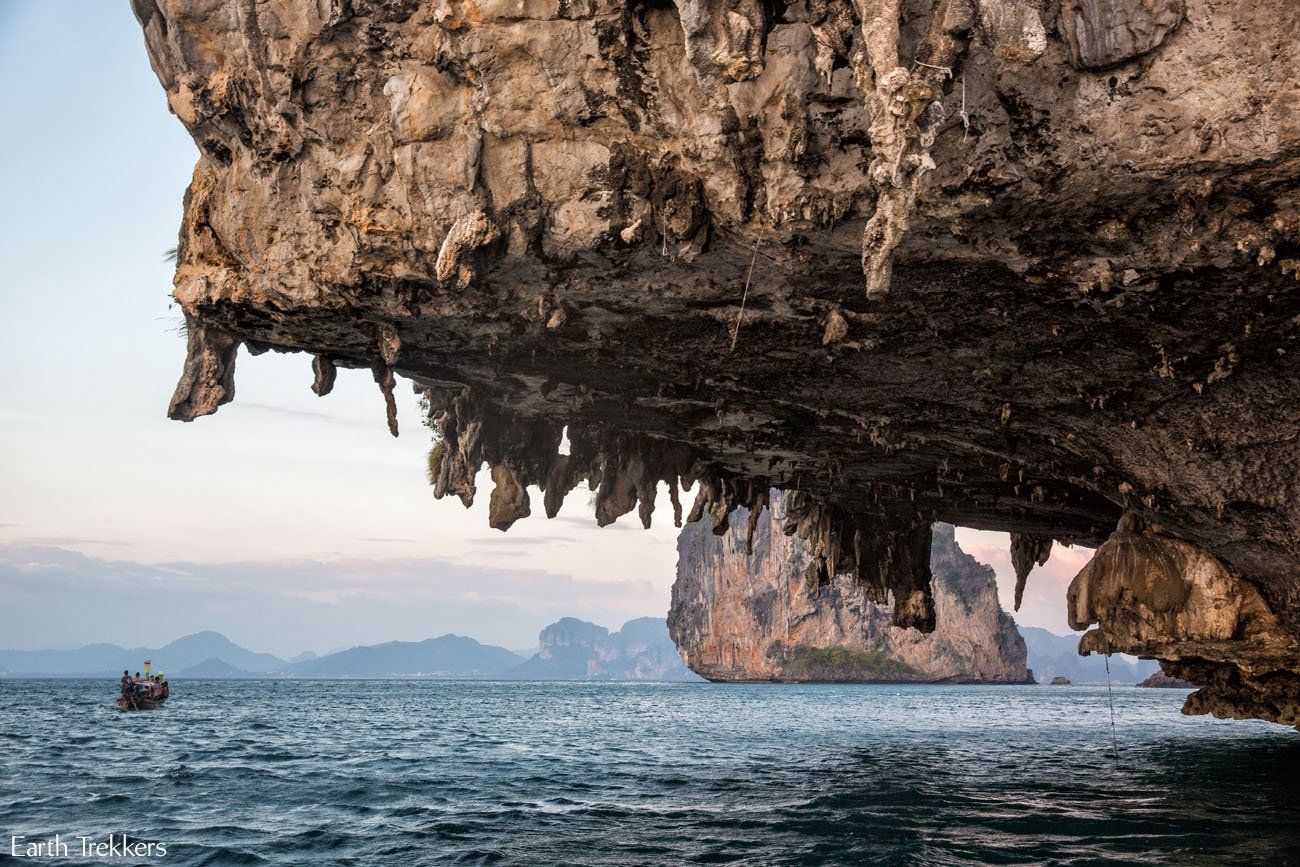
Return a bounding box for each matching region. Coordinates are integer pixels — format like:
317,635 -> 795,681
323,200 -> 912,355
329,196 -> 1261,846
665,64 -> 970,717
116,695 -> 167,711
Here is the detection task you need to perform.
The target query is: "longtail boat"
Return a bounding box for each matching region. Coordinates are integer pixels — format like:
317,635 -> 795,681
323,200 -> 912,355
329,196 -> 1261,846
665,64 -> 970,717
116,691 -> 168,711
117,659 -> 169,710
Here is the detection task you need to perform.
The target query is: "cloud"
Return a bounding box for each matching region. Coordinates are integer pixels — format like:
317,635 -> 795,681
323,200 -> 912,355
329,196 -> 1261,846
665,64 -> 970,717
463,535 -> 583,547
0,543 -> 667,656
550,515 -> 642,532
239,401 -> 373,427
10,535 -> 129,548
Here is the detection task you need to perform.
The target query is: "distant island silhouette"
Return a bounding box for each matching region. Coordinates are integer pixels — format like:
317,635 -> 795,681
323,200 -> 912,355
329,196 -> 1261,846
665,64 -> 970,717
0,619 -> 703,682
1,620 -> 1155,684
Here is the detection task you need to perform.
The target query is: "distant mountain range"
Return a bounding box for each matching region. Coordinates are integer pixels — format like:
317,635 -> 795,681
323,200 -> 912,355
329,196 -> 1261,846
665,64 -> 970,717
0,631 -> 287,678
1021,627 -> 1159,684
289,635 -> 525,678
0,619 -> 700,682
0,622 -> 1153,685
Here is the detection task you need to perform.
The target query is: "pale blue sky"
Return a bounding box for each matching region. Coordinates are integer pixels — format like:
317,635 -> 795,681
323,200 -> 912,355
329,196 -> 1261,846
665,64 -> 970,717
0,2 -> 1075,654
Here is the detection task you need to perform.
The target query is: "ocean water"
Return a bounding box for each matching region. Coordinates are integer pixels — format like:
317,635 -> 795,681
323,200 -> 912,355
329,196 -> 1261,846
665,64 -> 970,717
1,680 -> 1297,866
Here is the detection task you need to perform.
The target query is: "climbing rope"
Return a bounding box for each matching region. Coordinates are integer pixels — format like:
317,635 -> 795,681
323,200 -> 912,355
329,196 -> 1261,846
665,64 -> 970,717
1104,637 -> 1120,765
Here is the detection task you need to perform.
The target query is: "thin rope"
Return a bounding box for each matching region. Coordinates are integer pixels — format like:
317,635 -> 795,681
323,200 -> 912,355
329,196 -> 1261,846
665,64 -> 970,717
1104,637 -> 1120,765
729,226 -> 765,353
913,60 -> 953,78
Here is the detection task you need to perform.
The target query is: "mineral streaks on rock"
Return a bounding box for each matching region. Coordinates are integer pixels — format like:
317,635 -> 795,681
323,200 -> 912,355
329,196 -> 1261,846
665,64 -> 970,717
669,494 -> 1031,683
975,0 -> 1048,62
135,0 -> 1300,724
1068,513 -> 1300,728
434,211 -> 500,291
1060,0 -> 1185,71
855,0 -> 973,298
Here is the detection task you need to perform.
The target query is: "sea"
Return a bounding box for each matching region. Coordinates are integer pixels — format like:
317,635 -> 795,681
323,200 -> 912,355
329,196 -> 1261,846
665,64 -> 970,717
1,680 -> 1297,866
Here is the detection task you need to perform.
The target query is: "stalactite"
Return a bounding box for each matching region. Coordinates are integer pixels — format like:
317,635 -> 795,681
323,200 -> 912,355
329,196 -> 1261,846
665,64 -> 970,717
371,361 -> 399,437
1009,532 -> 1053,611
168,314 -> 240,422
416,388 -> 944,630
488,462 -> 531,531
311,355 -> 336,397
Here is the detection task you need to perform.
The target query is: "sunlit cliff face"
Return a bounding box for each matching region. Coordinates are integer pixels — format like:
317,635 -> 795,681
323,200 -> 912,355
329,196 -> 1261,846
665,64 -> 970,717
133,0 -> 1300,726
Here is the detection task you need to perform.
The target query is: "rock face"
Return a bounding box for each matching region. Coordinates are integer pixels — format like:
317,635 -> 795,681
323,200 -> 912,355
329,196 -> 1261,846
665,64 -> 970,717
1059,0 -> 1185,70
670,494 -> 1030,682
133,0 -> 1300,725
508,617 -> 701,680
1137,667 -> 1196,689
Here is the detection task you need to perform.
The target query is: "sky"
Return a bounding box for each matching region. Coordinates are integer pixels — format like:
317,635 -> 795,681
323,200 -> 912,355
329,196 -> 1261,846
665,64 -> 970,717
0,1 -> 1086,657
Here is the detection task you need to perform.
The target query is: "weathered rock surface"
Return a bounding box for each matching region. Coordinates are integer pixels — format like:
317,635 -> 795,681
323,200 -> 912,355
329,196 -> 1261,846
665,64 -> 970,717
1059,0 -> 1185,71
134,0 -> 1300,724
1069,512 -> 1300,727
670,494 -> 1031,682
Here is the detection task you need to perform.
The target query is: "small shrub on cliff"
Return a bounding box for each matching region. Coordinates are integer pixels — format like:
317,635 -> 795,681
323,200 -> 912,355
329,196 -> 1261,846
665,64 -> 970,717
781,645 -> 917,681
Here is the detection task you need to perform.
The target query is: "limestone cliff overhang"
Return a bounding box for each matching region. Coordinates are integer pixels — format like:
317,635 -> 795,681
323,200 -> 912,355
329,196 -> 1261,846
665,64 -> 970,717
133,0 -> 1300,723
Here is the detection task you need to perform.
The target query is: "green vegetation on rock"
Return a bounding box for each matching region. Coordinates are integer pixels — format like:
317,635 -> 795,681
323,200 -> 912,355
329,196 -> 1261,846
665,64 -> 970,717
777,643 -> 917,681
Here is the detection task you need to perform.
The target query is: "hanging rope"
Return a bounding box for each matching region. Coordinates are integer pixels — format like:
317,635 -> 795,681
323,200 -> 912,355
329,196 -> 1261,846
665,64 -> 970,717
729,226 -> 765,353
1104,637 -> 1120,765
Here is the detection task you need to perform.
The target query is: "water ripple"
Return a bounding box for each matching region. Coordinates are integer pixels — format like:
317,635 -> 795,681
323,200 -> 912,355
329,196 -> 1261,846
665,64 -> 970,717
1,680 -> 1297,865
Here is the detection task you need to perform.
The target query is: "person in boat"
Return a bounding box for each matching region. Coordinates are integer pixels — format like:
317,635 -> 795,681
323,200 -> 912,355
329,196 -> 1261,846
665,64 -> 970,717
160,679 -> 169,700
120,671 -> 132,696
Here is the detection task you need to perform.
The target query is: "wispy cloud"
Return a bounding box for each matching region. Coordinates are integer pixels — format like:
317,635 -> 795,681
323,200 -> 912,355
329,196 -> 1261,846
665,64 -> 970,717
464,535 -> 583,547
240,401 -> 372,427
10,535 -> 129,548
550,515 -> 643,532
0,543 -> 667,656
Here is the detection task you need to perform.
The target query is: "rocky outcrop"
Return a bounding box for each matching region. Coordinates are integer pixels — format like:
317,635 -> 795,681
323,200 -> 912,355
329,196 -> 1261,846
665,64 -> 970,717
1137,667 -> 1196,689
670,494 -> 1030,682
133,1 -> 1300,724
1069,512 -> 1300,727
